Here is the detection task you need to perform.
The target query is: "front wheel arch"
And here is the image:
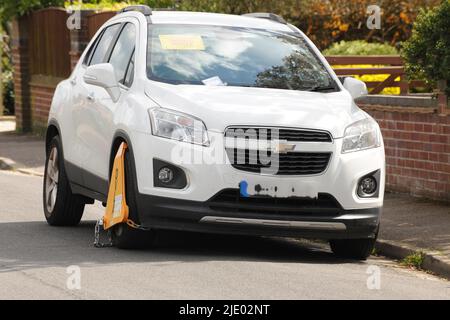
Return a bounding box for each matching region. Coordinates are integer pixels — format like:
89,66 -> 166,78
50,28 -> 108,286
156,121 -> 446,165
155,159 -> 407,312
109,131 -> 142,223
45,122 -> 60,155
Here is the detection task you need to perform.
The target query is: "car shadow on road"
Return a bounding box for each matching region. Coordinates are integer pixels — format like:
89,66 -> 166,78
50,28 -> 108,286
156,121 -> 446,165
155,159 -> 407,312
0,220 -> 360,273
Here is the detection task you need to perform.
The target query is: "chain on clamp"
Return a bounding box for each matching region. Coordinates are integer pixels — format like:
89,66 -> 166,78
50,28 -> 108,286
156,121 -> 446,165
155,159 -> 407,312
94,218 -> 113,248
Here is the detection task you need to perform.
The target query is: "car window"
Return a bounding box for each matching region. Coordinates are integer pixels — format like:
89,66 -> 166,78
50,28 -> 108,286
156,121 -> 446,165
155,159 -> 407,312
108,23 -> 136,84
89,24 -> 121,66
148,25 -> 336,91
83,30 -> 104,66
123,51 -> 135,87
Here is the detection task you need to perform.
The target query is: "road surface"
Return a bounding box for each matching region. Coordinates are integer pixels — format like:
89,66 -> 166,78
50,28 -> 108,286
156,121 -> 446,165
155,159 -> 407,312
0,170 -> 449,300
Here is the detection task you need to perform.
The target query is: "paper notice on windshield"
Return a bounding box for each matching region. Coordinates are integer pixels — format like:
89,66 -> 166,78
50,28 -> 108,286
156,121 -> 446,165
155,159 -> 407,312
202,76 -> 227,86
159,35 -> 205,51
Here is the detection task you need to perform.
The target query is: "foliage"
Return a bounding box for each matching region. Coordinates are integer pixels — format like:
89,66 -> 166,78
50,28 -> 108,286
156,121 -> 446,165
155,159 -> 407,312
0,27 -> 14,115
401,252 -> 425,270
63,0 -> 177,11
0,1 -> 181,23
324,40 -> 398,56
178,0 -> 305,15
402,0 -> 450,94
0,1 -> 65,24
293,0 -> 441,50
177,0 -> 441,50
0,0 -> 443,49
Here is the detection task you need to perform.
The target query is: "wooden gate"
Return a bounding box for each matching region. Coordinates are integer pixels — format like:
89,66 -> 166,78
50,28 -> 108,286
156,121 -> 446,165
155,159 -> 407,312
326,55 -> 427,95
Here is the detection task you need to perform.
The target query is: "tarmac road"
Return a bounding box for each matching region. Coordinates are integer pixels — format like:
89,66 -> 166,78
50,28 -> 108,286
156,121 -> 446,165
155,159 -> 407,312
0,170 -> 449,300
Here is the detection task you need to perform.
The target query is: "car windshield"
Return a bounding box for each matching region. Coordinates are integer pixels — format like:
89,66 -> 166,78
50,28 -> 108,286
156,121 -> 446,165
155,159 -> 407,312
147,25 -> 337,91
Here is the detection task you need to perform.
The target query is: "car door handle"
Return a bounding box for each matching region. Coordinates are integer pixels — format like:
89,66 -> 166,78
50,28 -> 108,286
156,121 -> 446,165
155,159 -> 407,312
87,92 -> 95,102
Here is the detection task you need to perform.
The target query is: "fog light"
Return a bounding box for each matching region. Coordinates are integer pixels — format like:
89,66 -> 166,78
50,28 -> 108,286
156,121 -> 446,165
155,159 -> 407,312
358,176 -> 377,197
158,167 -> 174,184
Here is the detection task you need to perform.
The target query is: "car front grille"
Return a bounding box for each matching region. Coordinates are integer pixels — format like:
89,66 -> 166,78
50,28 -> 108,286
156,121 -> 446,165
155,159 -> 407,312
226,149 -> 332,175
208,189 -> 342,216
225,127 -> 332,142
225,127 -> 332,176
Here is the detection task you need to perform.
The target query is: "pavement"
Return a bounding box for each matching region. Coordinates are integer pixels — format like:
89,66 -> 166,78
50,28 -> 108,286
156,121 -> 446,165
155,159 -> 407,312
0,170 -> 449,299
0,118 -> 45,176
378,194 -> 450,279
1,118 -> 450,284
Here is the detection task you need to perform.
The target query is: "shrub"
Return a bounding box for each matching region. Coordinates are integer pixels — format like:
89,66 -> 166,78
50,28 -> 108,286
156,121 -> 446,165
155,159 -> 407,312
177,1 -> 440,50
323,40 -> 398,56
0,1 -> 65,25
63,0 -> 178,12
293,0 -> 441,50
1,28 -> 14,115
402,0 -> 450,95
2,76 -> 14,115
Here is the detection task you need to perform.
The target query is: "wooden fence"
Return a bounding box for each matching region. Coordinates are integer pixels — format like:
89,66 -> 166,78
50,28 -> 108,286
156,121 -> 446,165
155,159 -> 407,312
29,8 -> 71,78
27,8 -> 115,80
326,55 -> 427,95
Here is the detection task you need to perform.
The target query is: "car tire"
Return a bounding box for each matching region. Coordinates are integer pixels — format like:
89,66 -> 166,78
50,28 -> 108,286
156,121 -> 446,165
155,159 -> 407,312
111,147 -> 156,249
43,136 -> 85,226
329,237 -> 377,261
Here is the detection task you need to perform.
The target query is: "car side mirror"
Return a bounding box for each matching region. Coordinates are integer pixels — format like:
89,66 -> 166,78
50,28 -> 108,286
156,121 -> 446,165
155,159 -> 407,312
343,77 -> 368,100
83,63 -> 121,102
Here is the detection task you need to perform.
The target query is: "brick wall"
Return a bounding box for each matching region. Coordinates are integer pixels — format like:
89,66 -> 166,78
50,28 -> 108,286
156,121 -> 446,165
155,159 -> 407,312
30,81 -> 57,128
11,16 -> 31,132
361,105 -> 450,202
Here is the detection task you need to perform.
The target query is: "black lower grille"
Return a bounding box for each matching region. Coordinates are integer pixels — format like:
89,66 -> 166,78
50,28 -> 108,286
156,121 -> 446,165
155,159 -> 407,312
226,149 -> 332,175
208,189 -> 342,216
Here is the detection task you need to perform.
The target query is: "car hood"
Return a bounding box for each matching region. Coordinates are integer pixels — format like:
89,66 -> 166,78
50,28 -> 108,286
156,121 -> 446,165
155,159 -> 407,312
145,82 -> 366,138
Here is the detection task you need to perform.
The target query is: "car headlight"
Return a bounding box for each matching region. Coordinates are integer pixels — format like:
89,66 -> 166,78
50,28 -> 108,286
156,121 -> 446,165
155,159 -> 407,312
149,107 -> 210,146
342,118 -> 381,153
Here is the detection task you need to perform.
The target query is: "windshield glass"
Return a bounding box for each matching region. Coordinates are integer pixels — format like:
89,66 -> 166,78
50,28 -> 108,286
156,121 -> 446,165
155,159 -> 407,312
147,25 -> 337,91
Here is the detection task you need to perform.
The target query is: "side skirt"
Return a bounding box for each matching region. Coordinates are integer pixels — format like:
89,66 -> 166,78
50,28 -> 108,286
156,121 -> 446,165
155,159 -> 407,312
65,161 -> 109,203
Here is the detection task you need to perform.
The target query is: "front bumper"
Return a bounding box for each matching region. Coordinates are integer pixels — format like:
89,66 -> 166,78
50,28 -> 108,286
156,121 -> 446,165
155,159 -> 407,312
132,130 -> 385,210
136,192 -> 381,240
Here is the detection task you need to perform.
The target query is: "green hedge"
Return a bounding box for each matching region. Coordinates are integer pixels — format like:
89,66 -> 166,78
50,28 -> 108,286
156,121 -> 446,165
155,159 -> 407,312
402,0 -> 450,94
323,41 -> 398,56
1,27 -> 13,115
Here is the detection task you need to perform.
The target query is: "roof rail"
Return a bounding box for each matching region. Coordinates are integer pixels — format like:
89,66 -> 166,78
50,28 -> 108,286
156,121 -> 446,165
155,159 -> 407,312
118,5 -> 152,16
242,13 -> 287,25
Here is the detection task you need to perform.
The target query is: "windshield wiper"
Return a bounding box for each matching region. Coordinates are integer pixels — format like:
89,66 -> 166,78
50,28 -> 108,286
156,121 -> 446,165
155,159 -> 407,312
308,85 -> 337,92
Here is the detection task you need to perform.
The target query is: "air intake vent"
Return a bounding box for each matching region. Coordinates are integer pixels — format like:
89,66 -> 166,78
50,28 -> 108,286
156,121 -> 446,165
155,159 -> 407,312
226,149 -> 332,175
225,127 -> 332,143
208,189 -> 342,216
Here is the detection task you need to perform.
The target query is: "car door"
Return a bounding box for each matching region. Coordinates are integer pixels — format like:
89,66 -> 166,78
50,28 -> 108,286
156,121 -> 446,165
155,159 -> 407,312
80,21 -> 137,194
67,23 -> 121,189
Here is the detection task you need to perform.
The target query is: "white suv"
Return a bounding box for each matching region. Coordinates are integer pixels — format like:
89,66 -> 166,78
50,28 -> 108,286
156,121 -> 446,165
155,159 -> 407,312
44,6 -> 385,259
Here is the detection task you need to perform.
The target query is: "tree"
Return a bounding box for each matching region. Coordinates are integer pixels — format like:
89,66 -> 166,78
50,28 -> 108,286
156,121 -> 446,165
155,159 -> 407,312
0,0 -> 65,25
402,0 -> 450,94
